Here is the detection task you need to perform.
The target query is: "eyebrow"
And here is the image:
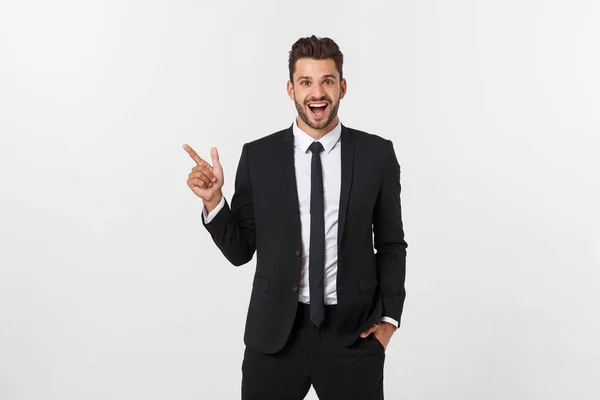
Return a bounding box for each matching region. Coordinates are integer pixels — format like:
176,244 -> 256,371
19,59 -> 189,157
297,74 -> 338,82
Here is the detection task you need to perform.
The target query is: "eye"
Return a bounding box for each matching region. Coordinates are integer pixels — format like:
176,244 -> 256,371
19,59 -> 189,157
324,79 -> 332,84
301,81 -> 309,86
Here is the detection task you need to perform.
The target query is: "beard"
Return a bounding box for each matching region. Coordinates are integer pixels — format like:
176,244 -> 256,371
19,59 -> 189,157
294,95 -> 340,130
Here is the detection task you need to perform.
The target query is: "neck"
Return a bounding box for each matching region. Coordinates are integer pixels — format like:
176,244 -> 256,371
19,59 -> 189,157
297,115 -> 339,140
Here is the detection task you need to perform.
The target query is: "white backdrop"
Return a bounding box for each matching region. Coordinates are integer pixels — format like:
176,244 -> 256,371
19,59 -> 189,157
1,1 -> 599,399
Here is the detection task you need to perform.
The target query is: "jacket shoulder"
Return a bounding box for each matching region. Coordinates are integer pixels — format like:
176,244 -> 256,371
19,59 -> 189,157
246,126 -> 291,148
344,126 -> 392,150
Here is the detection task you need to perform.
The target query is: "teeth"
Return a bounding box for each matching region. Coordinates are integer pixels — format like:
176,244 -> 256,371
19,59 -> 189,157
309,103 -> 327,107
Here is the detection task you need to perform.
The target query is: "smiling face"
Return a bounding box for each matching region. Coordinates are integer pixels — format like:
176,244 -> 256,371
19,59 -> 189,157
287,58 -> 347,136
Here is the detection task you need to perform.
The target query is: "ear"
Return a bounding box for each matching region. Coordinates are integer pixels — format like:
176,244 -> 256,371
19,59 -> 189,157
340,78 -> 347,100
287,80 -> 295,101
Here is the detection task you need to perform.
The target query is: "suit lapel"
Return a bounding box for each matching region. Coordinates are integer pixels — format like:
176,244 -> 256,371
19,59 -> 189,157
280,123 -> 354,252
281,126 -> 302,239
338,124 -> 354,251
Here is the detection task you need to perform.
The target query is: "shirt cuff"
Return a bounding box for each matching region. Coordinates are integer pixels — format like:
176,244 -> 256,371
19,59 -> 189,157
202,196 -> 226,224
380,316 -> 399,329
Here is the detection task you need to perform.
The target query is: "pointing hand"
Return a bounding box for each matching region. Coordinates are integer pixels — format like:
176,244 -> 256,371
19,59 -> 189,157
183,144 -> 224,205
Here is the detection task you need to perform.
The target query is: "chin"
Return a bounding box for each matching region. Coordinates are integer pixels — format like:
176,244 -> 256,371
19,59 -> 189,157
308,113 -> 331,127
308,120 -> 329,130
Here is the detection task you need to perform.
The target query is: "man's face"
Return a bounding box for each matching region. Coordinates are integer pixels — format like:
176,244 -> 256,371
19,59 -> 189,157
287,58 -> 347,130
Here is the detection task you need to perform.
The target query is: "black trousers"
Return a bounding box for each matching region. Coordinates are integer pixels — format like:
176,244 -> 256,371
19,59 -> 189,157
241,302 -> 385,400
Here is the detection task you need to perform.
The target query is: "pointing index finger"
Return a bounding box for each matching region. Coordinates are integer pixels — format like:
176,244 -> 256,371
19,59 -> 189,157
183,144 -> 204,165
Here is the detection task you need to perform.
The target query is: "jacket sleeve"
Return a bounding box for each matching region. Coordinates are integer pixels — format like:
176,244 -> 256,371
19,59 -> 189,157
202,143 -> 257,266
373,140 -> 408,325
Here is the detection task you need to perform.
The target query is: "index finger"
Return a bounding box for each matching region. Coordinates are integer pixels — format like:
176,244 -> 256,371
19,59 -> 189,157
182,144 -> 204,165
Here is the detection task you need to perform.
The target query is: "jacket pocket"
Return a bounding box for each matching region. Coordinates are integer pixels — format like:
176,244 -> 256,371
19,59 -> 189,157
351,183 -> 379,196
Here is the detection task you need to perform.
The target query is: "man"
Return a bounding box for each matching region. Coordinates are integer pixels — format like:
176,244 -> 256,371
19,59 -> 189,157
183,35 -> 407,399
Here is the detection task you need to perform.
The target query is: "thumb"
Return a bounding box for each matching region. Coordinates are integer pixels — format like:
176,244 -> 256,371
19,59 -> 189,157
360,324 -> 379,338
211,147 -> 221,169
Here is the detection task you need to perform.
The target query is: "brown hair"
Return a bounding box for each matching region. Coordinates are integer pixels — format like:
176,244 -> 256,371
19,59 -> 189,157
288,35 -> 344,82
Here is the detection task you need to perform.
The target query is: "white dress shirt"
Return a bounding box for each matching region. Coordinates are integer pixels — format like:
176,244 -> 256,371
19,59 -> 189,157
203,119 -> 398,328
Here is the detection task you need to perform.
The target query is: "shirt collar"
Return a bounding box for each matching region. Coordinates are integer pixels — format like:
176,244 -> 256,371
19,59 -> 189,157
292,117 -> 342,155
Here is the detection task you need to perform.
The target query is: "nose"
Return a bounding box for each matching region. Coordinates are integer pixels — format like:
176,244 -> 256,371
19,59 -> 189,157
309,83 -> 327,101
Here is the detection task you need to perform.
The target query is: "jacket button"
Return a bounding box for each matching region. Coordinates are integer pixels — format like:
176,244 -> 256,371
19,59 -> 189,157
292,285 -> 299,292
295,249 -> 301,256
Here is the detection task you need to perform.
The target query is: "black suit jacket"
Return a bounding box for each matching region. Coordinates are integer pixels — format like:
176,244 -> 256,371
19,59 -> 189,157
202,124 -> 407,354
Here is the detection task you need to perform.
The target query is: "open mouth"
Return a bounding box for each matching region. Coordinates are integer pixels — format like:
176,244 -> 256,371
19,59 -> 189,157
307,102 -> 329,118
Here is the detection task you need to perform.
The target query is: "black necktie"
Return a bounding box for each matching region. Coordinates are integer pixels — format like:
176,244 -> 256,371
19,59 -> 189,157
308,141 -> 325,327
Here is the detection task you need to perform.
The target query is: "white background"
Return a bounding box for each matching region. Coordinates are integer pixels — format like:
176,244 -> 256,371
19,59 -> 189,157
1,0 -> 599,399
